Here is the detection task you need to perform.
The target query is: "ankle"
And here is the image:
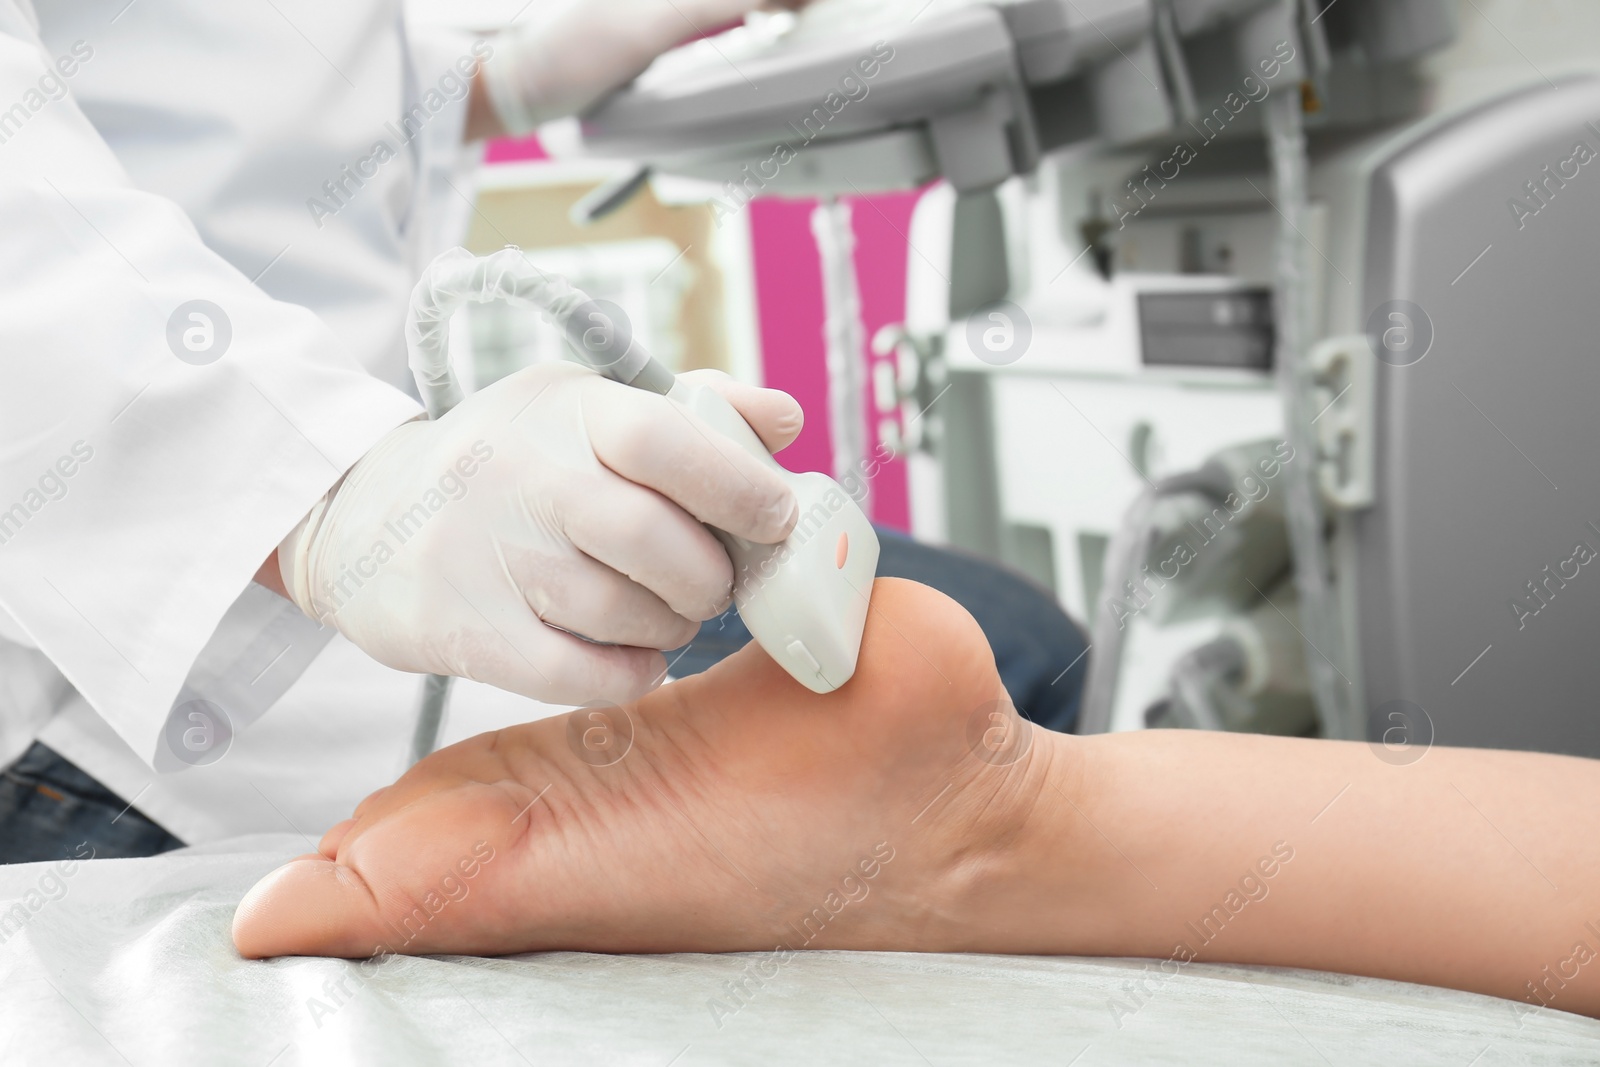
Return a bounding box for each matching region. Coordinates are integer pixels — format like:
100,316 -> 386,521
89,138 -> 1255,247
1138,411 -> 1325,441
916,723 -> 1091,954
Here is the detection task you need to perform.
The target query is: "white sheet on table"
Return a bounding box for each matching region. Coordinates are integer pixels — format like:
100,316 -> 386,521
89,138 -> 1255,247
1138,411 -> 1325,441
1,835 -> 1596,1066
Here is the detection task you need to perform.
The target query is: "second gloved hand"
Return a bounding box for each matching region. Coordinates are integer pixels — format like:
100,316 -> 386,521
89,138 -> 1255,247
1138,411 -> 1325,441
481,0 -> 810,134
278,362 -> 803,705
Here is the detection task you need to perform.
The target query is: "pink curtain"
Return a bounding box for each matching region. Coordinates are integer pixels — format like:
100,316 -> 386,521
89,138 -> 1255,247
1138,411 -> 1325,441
750,192 -> 919,531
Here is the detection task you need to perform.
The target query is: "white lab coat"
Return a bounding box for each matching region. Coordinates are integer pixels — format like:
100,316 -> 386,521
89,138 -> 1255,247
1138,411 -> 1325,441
0,0 -> 555,844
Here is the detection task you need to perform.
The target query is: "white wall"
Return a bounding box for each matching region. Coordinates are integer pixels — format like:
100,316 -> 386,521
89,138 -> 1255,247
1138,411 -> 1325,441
1426,0 -> 1600,111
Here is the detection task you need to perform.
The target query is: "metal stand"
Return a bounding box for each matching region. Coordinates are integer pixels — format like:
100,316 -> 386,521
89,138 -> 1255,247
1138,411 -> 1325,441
811,197 -> 871,509
410,672 -> 453,767
1263,87 -> 1359,741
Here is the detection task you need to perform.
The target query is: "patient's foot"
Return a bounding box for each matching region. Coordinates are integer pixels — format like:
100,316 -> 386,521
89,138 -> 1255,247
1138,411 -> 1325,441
233,578 -> 1066,958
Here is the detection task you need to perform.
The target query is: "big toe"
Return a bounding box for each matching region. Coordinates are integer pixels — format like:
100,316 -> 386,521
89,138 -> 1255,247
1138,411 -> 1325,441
233,856 -> 389,959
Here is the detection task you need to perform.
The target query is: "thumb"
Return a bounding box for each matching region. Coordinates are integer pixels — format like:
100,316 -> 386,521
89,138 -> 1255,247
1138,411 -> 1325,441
677,369 -> 805,455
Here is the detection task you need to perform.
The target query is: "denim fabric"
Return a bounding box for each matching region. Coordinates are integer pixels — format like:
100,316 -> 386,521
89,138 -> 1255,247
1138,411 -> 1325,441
668,528 -> 1089,733
0,742 -> 183,865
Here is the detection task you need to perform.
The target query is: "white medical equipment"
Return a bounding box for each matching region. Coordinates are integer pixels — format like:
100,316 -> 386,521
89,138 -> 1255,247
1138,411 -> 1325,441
1224,68 -> 1600,759
404,248 -> 880,760
921,2 -> 1600,758
541,0 -> 1600,760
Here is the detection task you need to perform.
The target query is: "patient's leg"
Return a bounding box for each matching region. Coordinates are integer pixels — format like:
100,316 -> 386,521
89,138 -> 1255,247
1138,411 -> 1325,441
233,577 -> 1055,958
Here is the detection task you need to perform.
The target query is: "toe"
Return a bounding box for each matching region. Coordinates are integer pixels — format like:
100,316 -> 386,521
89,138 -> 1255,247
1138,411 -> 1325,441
233,857 -> 390,960
352,786 -> 390,822
319,819 -> 356,858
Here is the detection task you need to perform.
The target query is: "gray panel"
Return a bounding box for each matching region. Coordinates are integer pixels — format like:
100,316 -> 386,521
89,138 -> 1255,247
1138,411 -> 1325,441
1139,289 -> 1275,369
1003,522 -> 1059,595
1321,0 -> 1456,63
939,371 -> 1006,563
1088,37 -> 1175,145
1355,76 -> 1600,757
1078,531 -> 1110,614
1169,0 -> 1276,38
1028,76 -> 1101,154
949,189 -> 1012,320
1002,0 -> 1152,84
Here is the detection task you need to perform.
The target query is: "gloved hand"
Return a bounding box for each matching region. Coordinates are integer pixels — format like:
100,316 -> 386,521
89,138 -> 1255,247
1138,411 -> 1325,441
481,0 -> 810,135
278,362 -> 804,705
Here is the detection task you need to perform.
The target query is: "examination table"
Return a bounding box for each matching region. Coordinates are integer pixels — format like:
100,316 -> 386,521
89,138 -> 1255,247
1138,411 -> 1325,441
2,834 -> 1596,1065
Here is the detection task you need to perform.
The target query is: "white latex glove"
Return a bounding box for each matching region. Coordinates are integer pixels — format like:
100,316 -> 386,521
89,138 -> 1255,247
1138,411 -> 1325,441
482,0 -> 809,134
279,362 -> 804,705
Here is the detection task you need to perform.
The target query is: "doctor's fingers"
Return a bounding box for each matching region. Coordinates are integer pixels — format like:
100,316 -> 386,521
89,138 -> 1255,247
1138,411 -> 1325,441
445,603 -> 669,707
553,471 -> 736,622
582,384 -> 798,545
676,368 -> 804,454
509,546 -> 702,651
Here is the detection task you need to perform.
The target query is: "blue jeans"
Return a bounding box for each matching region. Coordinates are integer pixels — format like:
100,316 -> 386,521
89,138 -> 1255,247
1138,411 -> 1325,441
669,528 -> 1088,734
0,534 -> 1087,864
0,742 -> 184,865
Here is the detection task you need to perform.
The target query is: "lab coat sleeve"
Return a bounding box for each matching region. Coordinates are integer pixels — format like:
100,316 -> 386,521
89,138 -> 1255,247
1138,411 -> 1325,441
0,5 -> 424,766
